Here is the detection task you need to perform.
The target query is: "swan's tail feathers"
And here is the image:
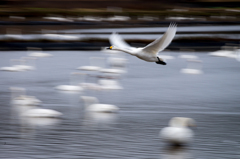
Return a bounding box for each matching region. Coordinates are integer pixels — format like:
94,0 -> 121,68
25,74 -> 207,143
142,22 -> 177,55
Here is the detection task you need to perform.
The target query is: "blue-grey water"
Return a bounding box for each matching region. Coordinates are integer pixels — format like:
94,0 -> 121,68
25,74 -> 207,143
0,50 -> 240,159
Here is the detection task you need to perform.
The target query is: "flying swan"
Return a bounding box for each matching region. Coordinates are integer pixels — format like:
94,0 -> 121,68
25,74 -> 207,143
107,23 -> 177,65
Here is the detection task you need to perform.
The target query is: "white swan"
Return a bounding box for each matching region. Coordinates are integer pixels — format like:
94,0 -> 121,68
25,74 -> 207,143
178,54 -> 198,59
208,46 -> 240,59
28,52 -> 52,57
0,59 -> 26,72
10,87 -> 42,106
55,72 -> 84,92
22,108 -> 62,118
27,47 -> 53,57
98,79 -> 123,90
159,117 -> 196,145
17,57 -> 36,70
0,66 -> 25,72
106,23 -> 177,65
100,55 -> 128,74
29,52 -> 52,57
180,59 -> 203,74
81,96 -> 119,113
77,57 -> 105,71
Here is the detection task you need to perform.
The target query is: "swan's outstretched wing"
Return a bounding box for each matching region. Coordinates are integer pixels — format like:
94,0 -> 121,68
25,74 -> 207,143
109,33 -> 133,49
142,23 -> 177,55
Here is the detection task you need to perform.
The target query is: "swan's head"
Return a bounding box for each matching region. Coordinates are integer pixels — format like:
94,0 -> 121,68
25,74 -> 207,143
80,96 -> 99,108
169,117 -> 196,128
156,57 -> 167,65
106,46 -> 117,50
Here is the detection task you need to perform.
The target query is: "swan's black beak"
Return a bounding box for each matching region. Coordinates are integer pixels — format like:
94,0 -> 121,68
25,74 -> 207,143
156,57 -> 167,65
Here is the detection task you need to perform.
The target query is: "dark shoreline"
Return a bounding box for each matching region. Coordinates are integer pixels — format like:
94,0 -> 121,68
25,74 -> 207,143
1,38 -> 238,52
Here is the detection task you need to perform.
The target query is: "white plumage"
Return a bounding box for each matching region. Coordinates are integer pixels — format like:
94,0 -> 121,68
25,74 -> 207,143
160,117 -> 196,145
22,108 -> 62,118
107,23 -> 177,65
81,96 -> 119,113
55,72 -> 84,92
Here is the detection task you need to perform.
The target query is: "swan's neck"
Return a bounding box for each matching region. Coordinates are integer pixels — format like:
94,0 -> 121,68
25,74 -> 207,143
169,117 -> 189,128
112,47 -> 135,55
81,96 -> 99,108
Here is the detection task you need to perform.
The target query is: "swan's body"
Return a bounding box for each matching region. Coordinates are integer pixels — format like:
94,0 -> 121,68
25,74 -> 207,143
22,108 -> 62,118
100,68 -> 126,74
77,66 -> 101,71
28,52 -> 52,57
0,58 -> 32,72
180,59 -> 203,75
13,57 -> 36,71
160,117 -> 196,145
178,54 -> 198,59
209,48 -> 240,59
0,66 -> 25,72
55,85 -> 83,91
55,72 -> 84,92
81,96 -> 119,113
77,57 -> 105,71
107,23 -> 177,65
98,79 -> 123,90
12,95 -> 42,106
10,87 -> 62,120
10,87 -> 42,106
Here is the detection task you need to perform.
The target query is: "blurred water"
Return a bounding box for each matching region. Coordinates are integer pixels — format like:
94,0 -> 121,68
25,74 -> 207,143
56,25 -> 240,33
0,50 -> 240,159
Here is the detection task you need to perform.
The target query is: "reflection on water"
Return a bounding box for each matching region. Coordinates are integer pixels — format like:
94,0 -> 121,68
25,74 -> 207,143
160,146 -> 192,159
83,112 -> 118,128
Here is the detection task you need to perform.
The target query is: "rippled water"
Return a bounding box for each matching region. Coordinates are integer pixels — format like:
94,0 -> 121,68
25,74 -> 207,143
0,50 -> 240,158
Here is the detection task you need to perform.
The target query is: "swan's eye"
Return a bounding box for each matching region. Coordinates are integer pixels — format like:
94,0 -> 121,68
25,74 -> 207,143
110,46 -> 113,49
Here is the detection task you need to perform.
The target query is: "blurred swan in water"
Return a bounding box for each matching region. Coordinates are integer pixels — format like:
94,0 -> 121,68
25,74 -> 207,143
83,111 -> 118,127
178,49 -> 199,60
0,59 -> 29,72
81,96 -> 119,113
159,117 -> 196,146
106,23 -> 177,65
180,59 -> 203,74
55,72 -> 84,92
29,52 -> 52,57
98,79 -> 123,90
16,57 -> 36,70
77,57 -> 105,71
178,54 -> 198,59
208,46 -> 240,60
22,108 -> 62,118
100,55 -> 128,74
27,47 -> 53,57
10,87 -> 62,118
10,87 -> 41,106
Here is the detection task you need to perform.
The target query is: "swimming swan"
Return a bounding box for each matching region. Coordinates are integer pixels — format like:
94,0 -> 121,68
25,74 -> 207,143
55,72 -> 84,92
106,23 -> 177,65
10,87 -> 42,106
81,96 -> 119,113
22,108 -> 62,118
159,117 -> 196,145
